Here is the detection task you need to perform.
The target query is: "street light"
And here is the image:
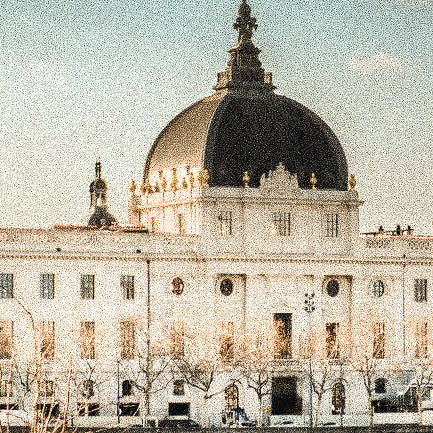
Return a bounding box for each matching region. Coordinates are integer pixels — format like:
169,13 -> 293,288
304,292 -> 315,429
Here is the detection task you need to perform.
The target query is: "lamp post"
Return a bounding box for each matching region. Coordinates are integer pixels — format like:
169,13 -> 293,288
304,292 -> 315,429
117,359 -> 120,424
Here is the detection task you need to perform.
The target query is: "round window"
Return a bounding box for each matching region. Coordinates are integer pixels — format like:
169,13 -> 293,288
220,278 -> 233,296
326,279 -> 339,297
371,280 -> 385,298
171,277 -> 184,295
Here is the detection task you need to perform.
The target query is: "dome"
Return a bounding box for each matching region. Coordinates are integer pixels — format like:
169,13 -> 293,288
144,92 -> 347,190
143,0 -> 348,191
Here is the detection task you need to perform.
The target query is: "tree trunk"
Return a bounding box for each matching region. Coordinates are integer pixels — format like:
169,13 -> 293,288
257,394 -> 263,427
143,392 -> 150,427
418,398 -> 423,425
368,398 -> 374,427
314,395 -> 322,427
201,395 -> 209,428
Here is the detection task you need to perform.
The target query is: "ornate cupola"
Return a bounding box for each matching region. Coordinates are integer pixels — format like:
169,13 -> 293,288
214,0 -> 274,90
87,161 -> 117,227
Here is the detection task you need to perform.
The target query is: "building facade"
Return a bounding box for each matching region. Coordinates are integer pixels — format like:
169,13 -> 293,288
1,0 -> 433,428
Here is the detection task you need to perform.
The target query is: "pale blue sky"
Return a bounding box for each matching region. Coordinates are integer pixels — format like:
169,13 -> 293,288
0,0 -> 432,233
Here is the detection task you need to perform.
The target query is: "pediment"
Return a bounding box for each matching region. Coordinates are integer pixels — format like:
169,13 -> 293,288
259,162 -> 299,195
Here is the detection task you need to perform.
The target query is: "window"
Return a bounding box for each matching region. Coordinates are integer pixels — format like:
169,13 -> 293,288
80,321 -> 95,359
78,403 -> 100,416
81,275 -> 95,300
41,321 -> 55,360
40,380 -> 54,397
122,380 -> 134,397
173,380 -> 185,396
178,213 -> 185,235
332,383 -> 345,414
0,380 -> 13,398
220,322 -> 234,360
0,274 -> 13,299
120,321 -> 135,360
40,274 -> 54,299
119,403 -> 139,416
170,322 -> 184,359
373,322 -> 385,359
121,275 -> 134,300
415,322 -> 428,358
326,280 -> 339,297
371,280 -> 385,298
218,211 -> 232,236
220,278 -> 233,296
326,323 -> 340,358
274,313 -> 292,359
375,378 -> 387,394
172,277 -> 184,295
415,279 -> 427,302
225,384 -> 239,412
80,379 -> 94,398
325,214 -> 339,238
0,320 -> 13,359
272,212 -> 290,236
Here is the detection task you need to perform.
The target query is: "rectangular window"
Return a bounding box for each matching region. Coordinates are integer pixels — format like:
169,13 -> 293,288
40,380 -> 54,397
0,320 -> 13,359
325,214 -> 339,238
0,274 -> 13,299
415,322 -> 428,358
272,212 -> 291,236
170,322 -> 184,359
415,279 -> 427,302
218,211 -> 233,236
274,313 -> 292,359
120,321 -> 135,360
80,321 -> 95,359
326,323 -> 340,358
81,275 -> 95,300
373,322 -> 385,359
173,380 -> 185,396
0,380 -> 13,398
121,275 -> 135,300
178,213 -> 186,235
40,274 -> 54,299
41,321 -> 55,360
219,322 -> 234,360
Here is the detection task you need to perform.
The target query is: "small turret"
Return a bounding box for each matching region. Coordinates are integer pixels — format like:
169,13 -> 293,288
87,161 -> 117,227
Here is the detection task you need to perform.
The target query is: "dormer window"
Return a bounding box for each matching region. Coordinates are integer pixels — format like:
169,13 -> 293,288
272,212 -> 290,236
218,211 -> 233,236
325,214 -> 339,238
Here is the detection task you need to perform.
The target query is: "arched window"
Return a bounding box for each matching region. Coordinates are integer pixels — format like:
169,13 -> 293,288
122,380 -> 134,397
326,280 -> 339,297
332,382 -> 345,415
375,378 -> 387,394
225,383 -> 239,412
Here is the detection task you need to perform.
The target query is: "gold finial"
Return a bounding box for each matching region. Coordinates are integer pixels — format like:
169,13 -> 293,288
160,176 -> 167,192
129,179 -> 136,194
171,168 -> 178,191
242,170 -> 250,188
310,173 -> 317,189
198,169 -> 210,187
349,174 -> 357,191
141,178 -> 152,195
189,171 -> 195,189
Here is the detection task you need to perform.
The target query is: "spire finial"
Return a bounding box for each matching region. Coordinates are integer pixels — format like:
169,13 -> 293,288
95,160 -> 102,178
234,0 -> 257,42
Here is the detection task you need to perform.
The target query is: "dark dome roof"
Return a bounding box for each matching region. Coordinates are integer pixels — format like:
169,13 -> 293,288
88,207 -> 117,227
89,178 -> 107,193
144,90 -> 348,190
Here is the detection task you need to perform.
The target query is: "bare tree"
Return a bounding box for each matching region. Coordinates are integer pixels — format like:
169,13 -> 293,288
173,323 -> 233,427
236,327 -> 275,427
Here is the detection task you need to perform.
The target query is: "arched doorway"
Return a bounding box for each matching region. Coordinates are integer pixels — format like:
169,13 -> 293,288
332,382 -> 345,415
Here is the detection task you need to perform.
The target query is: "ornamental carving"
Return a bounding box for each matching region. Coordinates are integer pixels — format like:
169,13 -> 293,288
259,162 -> 299,195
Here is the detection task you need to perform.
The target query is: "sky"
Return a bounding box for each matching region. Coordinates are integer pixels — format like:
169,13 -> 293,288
0,0 -> 432,233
